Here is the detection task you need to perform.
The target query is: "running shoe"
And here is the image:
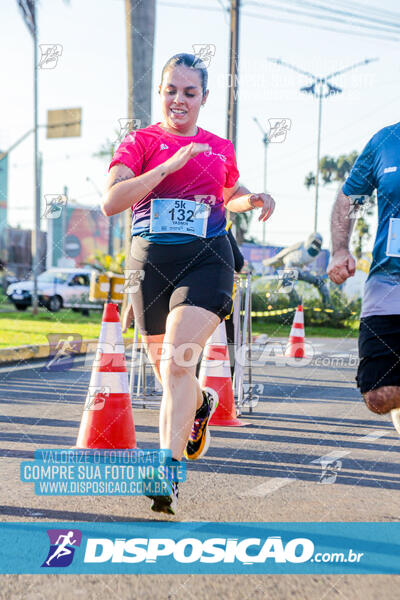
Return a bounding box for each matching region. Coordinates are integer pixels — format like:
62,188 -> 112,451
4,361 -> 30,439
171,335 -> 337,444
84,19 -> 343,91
184,387 -> 219,461
147,479 -> 179,515
144,469 -> 179,515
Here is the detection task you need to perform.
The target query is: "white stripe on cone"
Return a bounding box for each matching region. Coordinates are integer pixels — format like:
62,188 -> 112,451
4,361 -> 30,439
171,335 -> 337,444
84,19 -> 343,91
199,358 -> 231,379
98,322 -> 124,348
88,370 -> 129,394
288,325 -> 305,338
208,321 -> 227,346
199,322 -> 231,380
293,309 -> 304,325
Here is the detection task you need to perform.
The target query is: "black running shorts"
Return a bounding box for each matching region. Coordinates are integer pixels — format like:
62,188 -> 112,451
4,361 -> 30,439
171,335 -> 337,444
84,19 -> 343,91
357,315 -> 400,393
128,235 -> 234,336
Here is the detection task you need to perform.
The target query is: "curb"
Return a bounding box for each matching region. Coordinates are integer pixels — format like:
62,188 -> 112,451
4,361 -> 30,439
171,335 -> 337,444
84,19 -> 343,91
0,338 -> 134,366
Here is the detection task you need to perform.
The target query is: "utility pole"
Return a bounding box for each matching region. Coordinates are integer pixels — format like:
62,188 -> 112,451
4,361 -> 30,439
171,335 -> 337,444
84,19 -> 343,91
226,0 -> 240,232
123,0 -> 155,315
32,11 -> 40,315
17,0 -> 41,314
268,57 -> 378,231
227,0 -> 240,148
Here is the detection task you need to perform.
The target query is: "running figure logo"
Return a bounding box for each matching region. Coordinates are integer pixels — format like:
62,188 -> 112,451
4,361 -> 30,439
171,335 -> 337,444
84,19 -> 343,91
192,44 -> 216,68
42,194 -> 67,219
116,118 -> 141,143
267,118 -> 292,143
38,44 -> 63,69
42,529 -> 82,568
43,334 -> 82,372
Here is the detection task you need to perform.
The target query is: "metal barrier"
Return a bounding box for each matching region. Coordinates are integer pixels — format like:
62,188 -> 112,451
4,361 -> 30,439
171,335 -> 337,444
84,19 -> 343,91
128,323 -> 163,409
233,273 -> 254,415
128,273 -> 254,413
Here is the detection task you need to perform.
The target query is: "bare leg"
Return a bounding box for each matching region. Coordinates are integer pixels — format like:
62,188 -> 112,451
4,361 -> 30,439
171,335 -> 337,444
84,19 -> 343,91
141,333 -> 165,385
143,334 -> 204,409
159,305 -> 219,460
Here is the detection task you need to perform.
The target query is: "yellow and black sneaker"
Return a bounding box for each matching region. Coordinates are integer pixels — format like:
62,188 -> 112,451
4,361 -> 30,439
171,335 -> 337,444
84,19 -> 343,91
184,388 -> 219,461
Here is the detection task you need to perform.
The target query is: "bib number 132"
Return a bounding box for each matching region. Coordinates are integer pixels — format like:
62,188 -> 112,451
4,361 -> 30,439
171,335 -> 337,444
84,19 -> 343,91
168,200 -> 195,223
150,198 -> 210,237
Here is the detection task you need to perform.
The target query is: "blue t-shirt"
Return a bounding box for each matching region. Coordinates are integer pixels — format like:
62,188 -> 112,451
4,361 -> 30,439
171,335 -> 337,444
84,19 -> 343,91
342,122 -> 400,317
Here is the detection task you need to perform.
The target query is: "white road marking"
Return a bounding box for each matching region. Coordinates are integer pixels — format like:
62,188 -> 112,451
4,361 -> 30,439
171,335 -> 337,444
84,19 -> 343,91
240,477 -> 296,497
359,430 -> 387,442
243,430 -> 390,497
0,354 -> 93,375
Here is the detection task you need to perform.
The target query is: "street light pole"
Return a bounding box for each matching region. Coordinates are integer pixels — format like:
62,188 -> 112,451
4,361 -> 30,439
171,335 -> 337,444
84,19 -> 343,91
253,116 -> 269,244
226,0 -> 241,233
32,1 -> 40,315
314,83 -> 323,232
17,0 -> 41,314
268,57 -> 378,232
227,0 -> 240,149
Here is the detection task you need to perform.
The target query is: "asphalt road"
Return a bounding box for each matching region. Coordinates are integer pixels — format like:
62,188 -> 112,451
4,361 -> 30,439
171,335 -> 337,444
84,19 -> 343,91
0,337 -> 399,599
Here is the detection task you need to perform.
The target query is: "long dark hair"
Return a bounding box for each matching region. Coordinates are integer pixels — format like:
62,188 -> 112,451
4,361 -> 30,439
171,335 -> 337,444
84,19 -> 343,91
160,53 -> 208,96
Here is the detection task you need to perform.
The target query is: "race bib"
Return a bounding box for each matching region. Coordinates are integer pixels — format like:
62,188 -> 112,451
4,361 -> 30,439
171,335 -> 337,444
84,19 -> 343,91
150,198 -> 210,237
386,218 -> 400,257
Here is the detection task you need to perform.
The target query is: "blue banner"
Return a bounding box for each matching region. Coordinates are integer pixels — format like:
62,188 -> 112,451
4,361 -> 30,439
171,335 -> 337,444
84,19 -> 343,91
0,522 -> 398,574
20,449 -> 186,496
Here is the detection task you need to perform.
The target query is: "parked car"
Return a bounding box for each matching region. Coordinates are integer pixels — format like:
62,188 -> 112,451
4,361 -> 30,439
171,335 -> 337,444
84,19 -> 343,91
6,268 -> 101,312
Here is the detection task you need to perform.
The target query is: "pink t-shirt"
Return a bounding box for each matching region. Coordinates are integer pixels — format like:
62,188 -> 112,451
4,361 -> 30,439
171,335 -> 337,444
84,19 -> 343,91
109,123 -> 240,241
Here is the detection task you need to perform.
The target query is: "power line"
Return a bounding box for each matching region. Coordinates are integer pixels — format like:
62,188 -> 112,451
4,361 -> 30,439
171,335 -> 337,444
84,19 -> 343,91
242,9 -> 400,42
317,0 -> 400,22
160,1 -> 400,42
260,0 -> 400,31
243,0 -> 400,36
268,57 -> 377,231
215,0 -> 229,10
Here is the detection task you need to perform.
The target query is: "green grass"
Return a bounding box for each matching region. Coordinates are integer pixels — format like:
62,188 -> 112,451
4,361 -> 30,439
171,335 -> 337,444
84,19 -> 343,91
251,319 -> 359,338
0,308 -> 134,348
0,305 -> 359,349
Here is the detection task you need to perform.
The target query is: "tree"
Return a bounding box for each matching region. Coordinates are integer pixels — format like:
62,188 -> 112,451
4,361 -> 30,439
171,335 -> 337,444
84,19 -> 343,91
305,151 -> 375,257
87,250 -> 125,275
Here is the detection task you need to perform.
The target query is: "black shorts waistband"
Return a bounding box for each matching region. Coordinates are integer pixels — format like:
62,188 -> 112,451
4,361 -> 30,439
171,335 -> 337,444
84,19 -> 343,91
130,234 -> 229,264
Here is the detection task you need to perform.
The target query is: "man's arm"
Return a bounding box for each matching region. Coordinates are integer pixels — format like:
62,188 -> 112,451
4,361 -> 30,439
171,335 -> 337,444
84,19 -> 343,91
327,188 -> 356,284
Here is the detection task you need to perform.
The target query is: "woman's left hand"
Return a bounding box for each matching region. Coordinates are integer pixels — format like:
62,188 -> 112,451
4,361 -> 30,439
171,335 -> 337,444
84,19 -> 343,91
249,193 -> 275,222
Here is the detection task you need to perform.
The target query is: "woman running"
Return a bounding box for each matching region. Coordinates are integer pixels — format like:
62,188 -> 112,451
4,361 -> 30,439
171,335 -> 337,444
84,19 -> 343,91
103,53 -> 275,514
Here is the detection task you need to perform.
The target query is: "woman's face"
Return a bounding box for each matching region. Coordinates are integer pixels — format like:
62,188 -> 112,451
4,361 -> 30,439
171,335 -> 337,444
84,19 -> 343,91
160,65 -> 208,133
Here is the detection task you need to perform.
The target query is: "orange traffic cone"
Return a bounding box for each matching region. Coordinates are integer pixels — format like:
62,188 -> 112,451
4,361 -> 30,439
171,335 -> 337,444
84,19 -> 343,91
76,303 -> 137,449
199,321 -> 249,427
285,305 -> 306,359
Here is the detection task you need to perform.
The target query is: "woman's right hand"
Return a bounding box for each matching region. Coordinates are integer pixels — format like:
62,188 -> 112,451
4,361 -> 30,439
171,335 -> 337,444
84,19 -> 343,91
162,142 -> 211,176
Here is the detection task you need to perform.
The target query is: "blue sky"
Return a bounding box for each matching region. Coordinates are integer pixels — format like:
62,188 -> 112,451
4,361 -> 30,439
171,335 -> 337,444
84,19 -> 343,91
1,0 -> 400,249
